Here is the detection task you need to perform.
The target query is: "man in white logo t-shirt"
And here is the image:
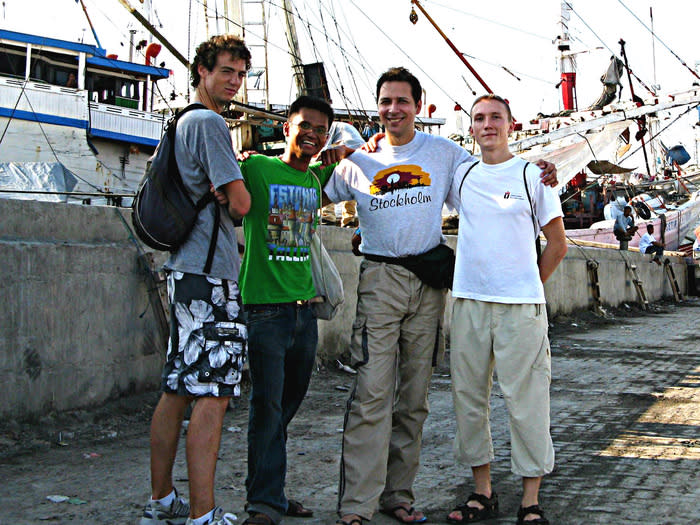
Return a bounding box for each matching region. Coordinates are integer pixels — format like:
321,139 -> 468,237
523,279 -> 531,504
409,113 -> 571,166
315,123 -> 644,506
447,95 -> 567,525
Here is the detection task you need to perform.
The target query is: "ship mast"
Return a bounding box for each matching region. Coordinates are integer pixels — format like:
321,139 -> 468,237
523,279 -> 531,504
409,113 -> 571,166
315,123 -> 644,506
409,0 -> 492,95
556,1 -> 577,111
282,0 -> 307,97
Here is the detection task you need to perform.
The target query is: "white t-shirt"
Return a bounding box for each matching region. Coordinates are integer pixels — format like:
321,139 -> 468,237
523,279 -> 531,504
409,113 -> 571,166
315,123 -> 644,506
638,232 -> 655,253
452,156 -> 563,304
325,131 -> 473,257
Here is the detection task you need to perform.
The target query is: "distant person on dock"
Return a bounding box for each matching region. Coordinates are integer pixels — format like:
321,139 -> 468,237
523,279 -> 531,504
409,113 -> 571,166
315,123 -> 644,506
139,35 -> 252,525
326,68 -> 558,525
613,205 -> 638,250
447,94 -> 567,525
639,224 -> 664,265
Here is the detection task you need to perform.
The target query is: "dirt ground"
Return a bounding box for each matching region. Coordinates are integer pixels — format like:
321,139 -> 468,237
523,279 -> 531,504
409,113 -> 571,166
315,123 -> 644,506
2,298 -> 699,524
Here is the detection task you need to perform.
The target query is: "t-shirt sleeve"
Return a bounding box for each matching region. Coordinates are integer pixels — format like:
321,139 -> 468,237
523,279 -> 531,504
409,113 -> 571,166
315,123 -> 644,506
323,160 -> 354,203
528,163 -> 563,229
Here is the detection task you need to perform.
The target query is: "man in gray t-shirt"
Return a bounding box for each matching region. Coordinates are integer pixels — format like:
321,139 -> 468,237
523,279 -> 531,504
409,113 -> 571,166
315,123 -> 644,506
139,35 -> 251,525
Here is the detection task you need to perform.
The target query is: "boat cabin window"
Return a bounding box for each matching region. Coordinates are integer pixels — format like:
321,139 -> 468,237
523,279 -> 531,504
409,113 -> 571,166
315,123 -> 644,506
0,46 -> 27,79
87,73 -> 141,109
28,48 -> 79,87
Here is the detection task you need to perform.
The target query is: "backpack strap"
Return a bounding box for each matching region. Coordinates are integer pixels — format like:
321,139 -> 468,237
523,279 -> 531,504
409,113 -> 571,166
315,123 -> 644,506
458,160 -> 480,199
521,161 -> 542,262
170,103 -> 220,274
203,203 -> 220,274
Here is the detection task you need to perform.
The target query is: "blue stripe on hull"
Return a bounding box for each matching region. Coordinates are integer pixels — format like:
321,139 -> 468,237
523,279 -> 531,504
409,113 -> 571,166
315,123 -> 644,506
0,107 -> 87,128
0,107 -> 160,146
89,128 -> 160,147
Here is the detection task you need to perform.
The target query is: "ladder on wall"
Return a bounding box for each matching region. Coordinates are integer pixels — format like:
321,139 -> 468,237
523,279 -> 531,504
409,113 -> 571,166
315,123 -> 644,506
663,259 -> 682,302
625,261 -> 649,310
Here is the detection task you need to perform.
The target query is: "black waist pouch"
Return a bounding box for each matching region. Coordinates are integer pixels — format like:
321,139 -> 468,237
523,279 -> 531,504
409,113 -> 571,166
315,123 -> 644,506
365,243 -> 455,290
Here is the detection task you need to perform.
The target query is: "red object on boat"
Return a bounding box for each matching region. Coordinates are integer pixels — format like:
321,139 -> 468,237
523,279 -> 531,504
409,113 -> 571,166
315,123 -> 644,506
145,42 -> 162,66
560,72 -> 576,111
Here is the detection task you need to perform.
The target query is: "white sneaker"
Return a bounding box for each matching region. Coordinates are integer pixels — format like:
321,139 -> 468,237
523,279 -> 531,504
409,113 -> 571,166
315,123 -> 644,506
185,507 -> 238,525
139,488 -> 190,525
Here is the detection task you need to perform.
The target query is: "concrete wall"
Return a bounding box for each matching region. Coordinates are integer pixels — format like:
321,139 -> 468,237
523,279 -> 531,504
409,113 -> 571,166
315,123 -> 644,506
0,199 -> 690,419
0,199 -> 164,419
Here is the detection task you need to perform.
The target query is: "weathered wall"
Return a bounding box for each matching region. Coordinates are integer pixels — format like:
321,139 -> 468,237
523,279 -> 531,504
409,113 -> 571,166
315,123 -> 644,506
0,199 -> 164,419
0,199 -> 691,418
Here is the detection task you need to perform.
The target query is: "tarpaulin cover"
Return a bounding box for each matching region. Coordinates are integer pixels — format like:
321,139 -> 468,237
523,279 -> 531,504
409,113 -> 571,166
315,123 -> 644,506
0,162 -> 78,202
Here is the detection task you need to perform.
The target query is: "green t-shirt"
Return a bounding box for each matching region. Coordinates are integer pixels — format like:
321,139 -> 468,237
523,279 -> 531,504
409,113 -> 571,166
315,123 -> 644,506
239,155 -> 335,304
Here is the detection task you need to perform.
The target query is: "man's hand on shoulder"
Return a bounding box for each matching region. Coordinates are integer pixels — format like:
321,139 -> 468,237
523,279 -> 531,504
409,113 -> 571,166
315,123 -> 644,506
319,145 -> 355,166
535,159 -> 558,187
237,150 -> 258,163
361,132 -> 385,153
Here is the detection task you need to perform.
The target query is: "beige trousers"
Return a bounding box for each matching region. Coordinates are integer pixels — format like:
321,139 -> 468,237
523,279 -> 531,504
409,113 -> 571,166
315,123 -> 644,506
450,298 -> 554,477
322,201 -> 357,226
338,260 -> 445,519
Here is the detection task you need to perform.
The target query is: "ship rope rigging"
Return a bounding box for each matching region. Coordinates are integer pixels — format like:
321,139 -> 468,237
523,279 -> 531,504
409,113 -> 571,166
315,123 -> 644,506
0,79 -> 107,192
563,1 -> 656,97
616,0 -> 700,82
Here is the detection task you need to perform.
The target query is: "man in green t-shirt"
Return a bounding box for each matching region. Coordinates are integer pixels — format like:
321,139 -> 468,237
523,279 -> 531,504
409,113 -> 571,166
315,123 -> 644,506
237,96 -> 350,525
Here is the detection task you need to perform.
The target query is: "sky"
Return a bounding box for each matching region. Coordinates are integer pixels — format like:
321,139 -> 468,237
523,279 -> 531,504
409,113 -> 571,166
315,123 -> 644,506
3,0 -> 700,152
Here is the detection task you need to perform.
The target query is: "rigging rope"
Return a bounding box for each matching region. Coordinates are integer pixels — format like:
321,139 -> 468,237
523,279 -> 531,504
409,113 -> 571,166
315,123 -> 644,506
346,0 -> 470,117
619,104 -> 698,164
326,0 -> 372,120
0,79 -> 28,146
332,0 -> 378,108
617,0 -> 700,81
563,1 -> 656,96
427,0 -> 551,42
271,0 -> 372,116
2,83 -> 105,192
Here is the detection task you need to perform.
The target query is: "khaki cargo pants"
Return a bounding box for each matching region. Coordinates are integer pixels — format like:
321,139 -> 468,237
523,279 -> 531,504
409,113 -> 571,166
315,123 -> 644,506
338,260 -> 445,519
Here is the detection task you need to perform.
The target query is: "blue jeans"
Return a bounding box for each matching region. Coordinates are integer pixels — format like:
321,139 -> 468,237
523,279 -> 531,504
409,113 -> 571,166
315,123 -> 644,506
245,303 -> 318,523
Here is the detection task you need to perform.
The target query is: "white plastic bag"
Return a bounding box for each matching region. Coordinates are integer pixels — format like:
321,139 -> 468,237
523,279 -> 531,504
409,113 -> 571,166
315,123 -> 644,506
310,231 -> 344,320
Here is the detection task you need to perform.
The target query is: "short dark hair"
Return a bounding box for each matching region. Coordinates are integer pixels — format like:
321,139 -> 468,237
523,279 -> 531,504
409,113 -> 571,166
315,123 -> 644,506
624,205 -> 632,212
288,95 -> 334,128
647,224 -> 654,232
470,94 -> 513,122
376,67 -> 422,105
191,34 -> 251,88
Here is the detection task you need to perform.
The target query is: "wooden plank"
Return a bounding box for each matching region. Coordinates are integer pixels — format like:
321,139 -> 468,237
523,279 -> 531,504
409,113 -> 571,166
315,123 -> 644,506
564,237 -> 685,257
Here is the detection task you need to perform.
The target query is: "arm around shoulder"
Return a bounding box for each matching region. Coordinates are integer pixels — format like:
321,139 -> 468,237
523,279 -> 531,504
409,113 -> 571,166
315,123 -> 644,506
539,216 -> 567,283
222,179 -> 250,219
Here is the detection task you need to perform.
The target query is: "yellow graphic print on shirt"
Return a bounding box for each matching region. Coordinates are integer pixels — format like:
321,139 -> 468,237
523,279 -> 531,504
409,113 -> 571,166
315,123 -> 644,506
370,164 -> 432,195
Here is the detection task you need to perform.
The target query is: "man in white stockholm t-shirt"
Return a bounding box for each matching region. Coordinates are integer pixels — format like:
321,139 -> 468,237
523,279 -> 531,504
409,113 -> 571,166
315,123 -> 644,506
447,94 -> 567,525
